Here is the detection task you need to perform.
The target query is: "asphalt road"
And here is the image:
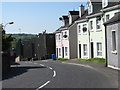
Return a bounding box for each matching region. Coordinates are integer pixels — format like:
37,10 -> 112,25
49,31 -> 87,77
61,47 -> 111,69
2,60 -> 119,89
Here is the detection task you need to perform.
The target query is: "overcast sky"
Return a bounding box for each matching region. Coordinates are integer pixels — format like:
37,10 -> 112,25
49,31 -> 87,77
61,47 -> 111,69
2,1 -> 87,34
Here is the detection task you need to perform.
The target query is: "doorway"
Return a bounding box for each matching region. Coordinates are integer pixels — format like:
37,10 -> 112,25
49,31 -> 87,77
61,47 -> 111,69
91,42 -> 94,58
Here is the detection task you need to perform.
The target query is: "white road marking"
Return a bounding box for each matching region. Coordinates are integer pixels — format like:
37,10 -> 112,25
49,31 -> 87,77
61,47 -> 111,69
53,70 -> 56,77
36,81 -> 50,90
49,67 -> 53,70
62,62 -> 94,69
40,64 -> 45,67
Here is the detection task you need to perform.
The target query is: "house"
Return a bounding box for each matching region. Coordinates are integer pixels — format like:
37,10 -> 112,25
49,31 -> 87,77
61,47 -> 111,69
104,12 -> 120,70
76,0 -> 120,59
55,11 -> 79,59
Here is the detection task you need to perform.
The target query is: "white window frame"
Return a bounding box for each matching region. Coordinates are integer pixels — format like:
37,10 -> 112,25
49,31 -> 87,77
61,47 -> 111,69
65,47 -> 68,56
106,14 -> 110,22
83,44 -> 87,56
96,17 -> 101,31
111,30 -> 117,54
58,34 -> 61,40
83,24 -> 87,34
97,42 -> 102,56
78,25 -> 81,34
90,20 -> 93,31
59,48 -> 61,56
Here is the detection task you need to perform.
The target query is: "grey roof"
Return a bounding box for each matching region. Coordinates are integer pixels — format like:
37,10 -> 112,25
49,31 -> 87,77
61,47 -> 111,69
69,11 -> 79,15
104,12 -> 120,25
76,10 -> 88,21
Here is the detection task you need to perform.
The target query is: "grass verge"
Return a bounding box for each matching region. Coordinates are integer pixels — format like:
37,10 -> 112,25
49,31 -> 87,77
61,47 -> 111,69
76,58 -> 106,63
57,58 -> 68,61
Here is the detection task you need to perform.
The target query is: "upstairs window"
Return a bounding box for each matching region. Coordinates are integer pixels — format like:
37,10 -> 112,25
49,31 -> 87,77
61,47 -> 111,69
106,14 -> 110,21
58,34 -> 61,40
90,21 -> 93,30
96,17 -> 101,30
103,0 -> 108,7
78,25 -> 81,34
63,31 -> 68,38
83,24 -> 87,34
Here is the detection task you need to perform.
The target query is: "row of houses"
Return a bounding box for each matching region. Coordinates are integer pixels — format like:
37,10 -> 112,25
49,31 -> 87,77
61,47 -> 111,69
55,0 -> 120,70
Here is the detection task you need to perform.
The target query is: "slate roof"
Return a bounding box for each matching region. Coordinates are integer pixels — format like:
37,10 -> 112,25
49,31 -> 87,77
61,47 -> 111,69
76,10 -> 88,21
69,11 -> 79,15
104,12 -> 120,25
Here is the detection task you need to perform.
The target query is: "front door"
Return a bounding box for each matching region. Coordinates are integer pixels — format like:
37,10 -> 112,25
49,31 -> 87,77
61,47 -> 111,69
62,47 -> 64,58
91,42 -> 94,58
79,44 -> 81,58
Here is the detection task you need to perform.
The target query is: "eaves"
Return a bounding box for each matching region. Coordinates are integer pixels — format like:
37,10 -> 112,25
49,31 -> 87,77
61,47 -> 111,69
75,19 -> 88,24
86,12 -> 103,19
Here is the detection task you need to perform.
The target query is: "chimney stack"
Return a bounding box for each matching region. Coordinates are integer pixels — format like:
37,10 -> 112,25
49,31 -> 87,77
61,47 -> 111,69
79,4 -> 85,17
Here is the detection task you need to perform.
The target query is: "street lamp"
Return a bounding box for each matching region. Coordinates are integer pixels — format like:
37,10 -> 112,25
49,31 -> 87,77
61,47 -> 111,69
3,21 -> 14,30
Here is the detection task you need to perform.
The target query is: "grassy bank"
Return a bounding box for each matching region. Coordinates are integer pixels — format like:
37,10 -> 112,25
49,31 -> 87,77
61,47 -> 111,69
76,58 -> 106,63
57,58 -> 68,61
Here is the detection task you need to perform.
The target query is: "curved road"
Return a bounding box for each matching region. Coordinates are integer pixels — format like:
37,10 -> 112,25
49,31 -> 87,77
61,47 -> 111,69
2,60 -> 118,89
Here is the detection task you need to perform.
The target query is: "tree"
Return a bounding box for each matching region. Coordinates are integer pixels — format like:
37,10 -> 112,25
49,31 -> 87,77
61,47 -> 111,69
0,24 -> 14,52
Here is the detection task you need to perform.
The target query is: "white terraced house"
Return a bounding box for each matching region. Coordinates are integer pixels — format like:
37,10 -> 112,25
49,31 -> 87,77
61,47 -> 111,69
76,0 -> 120,59
55,11 -> 79,59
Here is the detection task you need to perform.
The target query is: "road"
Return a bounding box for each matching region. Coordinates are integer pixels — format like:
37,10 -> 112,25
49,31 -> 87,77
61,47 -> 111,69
2,60 -> 119,89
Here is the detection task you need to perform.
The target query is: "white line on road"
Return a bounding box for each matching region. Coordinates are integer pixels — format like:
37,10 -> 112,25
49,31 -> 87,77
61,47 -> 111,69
49,67 -> 53,70
36,81 -> 50,90
53,70 -> 56,77
40,64 -> 45,67
62,62 -> 94,70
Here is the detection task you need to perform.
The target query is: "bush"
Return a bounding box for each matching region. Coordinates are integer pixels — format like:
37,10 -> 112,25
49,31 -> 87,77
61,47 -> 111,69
57,58 -> 68,61
76,58 -> 106,63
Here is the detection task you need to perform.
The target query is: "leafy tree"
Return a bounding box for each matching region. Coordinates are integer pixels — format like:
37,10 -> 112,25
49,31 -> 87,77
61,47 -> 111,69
0,24 -> 14,52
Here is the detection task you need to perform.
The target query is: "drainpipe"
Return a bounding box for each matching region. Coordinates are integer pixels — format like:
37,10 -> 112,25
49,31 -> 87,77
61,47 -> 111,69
104,25 -> 108,67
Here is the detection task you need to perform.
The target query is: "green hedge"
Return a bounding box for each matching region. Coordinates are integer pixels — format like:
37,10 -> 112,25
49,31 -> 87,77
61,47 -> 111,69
76,58 -> 106,63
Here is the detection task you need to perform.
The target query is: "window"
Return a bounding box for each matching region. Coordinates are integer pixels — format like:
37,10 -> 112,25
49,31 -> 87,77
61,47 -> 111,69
58,34 -> 60,40
78,25 -> 81,33
90,21 -> 93,30
96,17 -> 101,30
83,24 -> 87,34
59,48 -> 61,56
63,31 -> 67,38
106,14 -> 110,21
103,0 -> 108,7
83,44 -> 87,56
65,47 -> 68,56
97,43 -> 102,56
62,32 -> 63,38
112,31 -> 116,51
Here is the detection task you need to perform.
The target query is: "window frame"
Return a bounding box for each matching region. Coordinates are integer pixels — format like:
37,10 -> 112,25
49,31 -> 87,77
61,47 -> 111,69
96,16 -> 101,30
83,44 -> 87,56
111,30 -> 117,54
97,42 -> 102,56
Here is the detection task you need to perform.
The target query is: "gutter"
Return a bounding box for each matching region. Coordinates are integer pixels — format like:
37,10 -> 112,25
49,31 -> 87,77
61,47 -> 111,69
75,19 -> 88,23
86,12 -> 103,18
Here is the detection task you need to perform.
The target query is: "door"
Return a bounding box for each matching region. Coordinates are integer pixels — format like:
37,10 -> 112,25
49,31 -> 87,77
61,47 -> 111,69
79,44 -> 81,58
91,42 -> 94,58
56,48 -> 58,58
62,47 -> 64,58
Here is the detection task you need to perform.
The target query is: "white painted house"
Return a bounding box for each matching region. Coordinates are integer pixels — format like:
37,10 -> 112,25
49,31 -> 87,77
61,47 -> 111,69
76,0 -> 120,59
55,11 -> 79,59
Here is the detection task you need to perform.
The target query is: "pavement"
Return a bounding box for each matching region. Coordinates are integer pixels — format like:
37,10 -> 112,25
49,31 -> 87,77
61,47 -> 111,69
2,59 -> 119,89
